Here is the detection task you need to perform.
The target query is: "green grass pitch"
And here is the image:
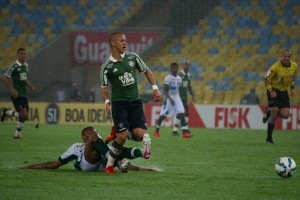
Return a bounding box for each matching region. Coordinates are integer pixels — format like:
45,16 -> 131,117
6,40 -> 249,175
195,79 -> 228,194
0,124 -> 299,200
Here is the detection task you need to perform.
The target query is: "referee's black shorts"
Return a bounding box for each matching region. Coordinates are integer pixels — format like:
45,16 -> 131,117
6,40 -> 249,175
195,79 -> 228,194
267,89 -> 290,109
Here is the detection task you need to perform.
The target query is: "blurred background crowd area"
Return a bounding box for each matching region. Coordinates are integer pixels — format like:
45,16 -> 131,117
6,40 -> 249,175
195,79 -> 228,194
0,0 -> 300,105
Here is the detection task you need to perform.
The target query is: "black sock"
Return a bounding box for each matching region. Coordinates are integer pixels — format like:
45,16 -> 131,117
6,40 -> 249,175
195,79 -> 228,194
122,147 -> 142,159
94,138 -> 110,156
267,123 -> 275,139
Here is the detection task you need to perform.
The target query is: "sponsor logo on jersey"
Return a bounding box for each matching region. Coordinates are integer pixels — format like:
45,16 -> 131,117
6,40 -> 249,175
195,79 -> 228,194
20,72 -> 27,81
113,68 -> 118,72
119,72 -> 135,86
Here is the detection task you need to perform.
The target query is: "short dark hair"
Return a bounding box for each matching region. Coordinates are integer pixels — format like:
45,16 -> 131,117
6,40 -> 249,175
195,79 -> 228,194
109,32 -> 124,44
17,48 -> 25,53
81,126 -> 94,135
170,62 -> 178,69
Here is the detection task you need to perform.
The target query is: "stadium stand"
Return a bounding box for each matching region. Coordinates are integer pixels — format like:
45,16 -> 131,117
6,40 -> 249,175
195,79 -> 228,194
145,0 -> 300,105
1,0 -> 299,105
0,0 -> 142,70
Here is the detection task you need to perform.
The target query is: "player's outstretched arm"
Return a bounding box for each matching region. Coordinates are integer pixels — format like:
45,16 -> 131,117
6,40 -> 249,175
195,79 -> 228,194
20,160 -> 62,169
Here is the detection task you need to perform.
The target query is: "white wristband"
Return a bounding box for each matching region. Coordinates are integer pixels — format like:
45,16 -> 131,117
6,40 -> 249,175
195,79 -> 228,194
105,99 -> 110,105
152,85 -> 158,90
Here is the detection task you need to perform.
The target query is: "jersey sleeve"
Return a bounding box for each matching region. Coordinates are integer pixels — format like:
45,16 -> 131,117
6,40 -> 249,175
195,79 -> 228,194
3,63 -> 15,77
58,143 -> 83,165
163,75 -> 170,85
100,61 -> 110,87
133,53 -> 148,73
264,63 -> 277,81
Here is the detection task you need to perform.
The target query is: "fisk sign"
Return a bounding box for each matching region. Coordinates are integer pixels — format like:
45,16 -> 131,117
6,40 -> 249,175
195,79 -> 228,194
144,104 -> 300,130
70,32 -> 164,65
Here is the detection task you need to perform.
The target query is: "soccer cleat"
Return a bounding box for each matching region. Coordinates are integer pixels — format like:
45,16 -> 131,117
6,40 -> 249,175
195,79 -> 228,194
104,126 -> 117,144
1,108 -> 8,122
13,133 -> 23,139
266,138 -> 274,144
172,131 -> 180,136
262,108 -> 271,124
153,131 -> 160,137
142,134 -> 151,159
182,132 -> 193,138
104,166 -> 116,173
118,160 -> 130,173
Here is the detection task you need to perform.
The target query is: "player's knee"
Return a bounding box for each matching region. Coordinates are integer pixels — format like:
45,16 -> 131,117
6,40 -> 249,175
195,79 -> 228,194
18,116 -> 27,122
20,111 -> 29,120
281,113 -> 290,119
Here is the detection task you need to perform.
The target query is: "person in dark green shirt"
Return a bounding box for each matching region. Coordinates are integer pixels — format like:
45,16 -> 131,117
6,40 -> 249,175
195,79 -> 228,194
172,61 -> 196,135
1,48 -> 35,139
100,32 -> 161,173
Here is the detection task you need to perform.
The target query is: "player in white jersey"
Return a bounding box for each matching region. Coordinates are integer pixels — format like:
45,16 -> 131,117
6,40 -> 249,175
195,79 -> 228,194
154,63 -> 192,138
21,127 -> 157,172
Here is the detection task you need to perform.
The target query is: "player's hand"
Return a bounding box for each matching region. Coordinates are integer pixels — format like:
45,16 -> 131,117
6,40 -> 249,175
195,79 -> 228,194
105,99 -> 111,112
153,89 -> 162,102
192,96 -> 196,103
29,84 -> 35,92
170,98 -> 175,105
270,90 -> 277,98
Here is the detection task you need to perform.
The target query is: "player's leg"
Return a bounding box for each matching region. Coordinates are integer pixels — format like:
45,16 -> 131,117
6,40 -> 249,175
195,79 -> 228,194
265,90 -> 279,143
278,108 -> 290,119
130,100 -> 151,159
105,101 -> 130,173
1,105 -> 20,122
176,98 -> 192,138
262,107 -> 271,123
104,126 -> 117,144
12,97 -> 29,139
154,99 -> 172,137
172,115 -> 180,136
266,107 -> 278,143
154,115 -> 166,137
183,102 -> 190,131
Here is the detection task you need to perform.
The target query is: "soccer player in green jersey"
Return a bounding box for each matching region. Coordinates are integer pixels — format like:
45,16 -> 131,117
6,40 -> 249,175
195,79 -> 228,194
263,49 -> 298,143
1,48 -> 35,139
100,32 -> 162,173
172,61 -> 196,135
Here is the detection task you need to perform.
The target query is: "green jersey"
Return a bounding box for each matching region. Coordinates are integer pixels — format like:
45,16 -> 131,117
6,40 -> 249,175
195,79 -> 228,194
100,52 -> 148,101
178,70 -> 192,103
4,60 -> 29,97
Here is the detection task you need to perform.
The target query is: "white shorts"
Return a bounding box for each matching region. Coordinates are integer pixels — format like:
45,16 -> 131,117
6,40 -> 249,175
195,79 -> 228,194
160,95 -> 185,117
80,155 -> 105,172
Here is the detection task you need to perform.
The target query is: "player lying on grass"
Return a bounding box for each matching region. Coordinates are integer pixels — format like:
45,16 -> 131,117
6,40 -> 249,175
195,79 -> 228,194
21,126 -> 157,172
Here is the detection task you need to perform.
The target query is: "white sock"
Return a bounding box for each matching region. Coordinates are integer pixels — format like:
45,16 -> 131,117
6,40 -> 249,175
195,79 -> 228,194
15,121 -> 24,136
173,117 -> 180,131
7,110 -> 19,118
106,155 -> 115,167
185,117 -> 189,129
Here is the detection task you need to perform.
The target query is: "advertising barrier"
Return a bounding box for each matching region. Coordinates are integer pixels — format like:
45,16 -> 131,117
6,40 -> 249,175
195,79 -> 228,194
1,102 -> 299,130
145,103 -> 300,130
1,102 -> 113,126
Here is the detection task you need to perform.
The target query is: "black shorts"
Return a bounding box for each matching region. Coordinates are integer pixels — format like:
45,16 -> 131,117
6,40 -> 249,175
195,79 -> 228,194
111,99 -> 147,133
11,96 -> 29,112
267,89 -> 290,109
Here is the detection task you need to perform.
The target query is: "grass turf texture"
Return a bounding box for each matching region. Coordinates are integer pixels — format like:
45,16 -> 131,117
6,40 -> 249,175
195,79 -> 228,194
0,124 -> 299,200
